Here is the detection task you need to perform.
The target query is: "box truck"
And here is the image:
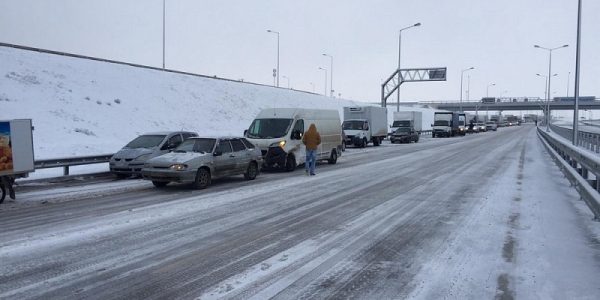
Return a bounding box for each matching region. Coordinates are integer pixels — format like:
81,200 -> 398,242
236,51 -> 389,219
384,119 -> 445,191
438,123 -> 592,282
390,111 -> 423,135
245,108 -> 343,171
432,112 -> 462,138
0,119 -> 34,203
342,106 -> 388,147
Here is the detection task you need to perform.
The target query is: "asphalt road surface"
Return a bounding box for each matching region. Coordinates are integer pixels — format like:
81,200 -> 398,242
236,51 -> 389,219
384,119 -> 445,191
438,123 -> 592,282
1,126 -> 597,299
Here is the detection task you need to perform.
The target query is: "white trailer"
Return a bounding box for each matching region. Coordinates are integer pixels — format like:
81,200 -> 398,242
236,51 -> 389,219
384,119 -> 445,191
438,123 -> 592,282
0,119 -> 34,203
343,106 -> 388,147
391,111 -> 423,134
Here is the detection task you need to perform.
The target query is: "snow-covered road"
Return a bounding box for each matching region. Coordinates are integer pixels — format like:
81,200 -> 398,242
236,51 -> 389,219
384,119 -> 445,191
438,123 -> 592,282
1,125 -> 599,299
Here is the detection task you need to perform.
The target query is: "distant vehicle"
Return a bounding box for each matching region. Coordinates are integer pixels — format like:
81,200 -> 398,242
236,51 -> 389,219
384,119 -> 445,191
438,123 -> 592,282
390,111 -> 423,135
432,112 -> 460,137
0,119 -> 34,203
477,122 -> 487,132
458,113 -> 467,135
485,121 -> 497,131
553,96 -> 595,102
467,122 -> 479,133
245,108 -> 342,171
110,131 -> 198,178
141,137 -> 262,189
343,106 -> 388,147
481,97 -> 497,103
390,127 -> 419,144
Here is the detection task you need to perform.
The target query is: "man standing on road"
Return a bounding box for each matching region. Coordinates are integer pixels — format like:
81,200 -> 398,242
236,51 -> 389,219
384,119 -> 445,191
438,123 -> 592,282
302,123 -> 321,176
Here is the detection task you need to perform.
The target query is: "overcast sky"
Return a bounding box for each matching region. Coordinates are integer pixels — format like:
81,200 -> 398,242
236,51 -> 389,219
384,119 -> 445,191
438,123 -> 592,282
0,0 -> 598,103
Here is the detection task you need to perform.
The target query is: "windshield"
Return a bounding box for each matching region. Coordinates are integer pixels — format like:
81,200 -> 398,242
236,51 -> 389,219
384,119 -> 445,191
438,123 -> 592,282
174,138 -> 216,153
343,120 -> 365,130
486,122 -> 495,125
459,121 -> 465,126
395,127 -> 411,133
247,118 -> 293,139
392,120 -> 411,127
125,135 -> 166,148
434,120 -> 449,126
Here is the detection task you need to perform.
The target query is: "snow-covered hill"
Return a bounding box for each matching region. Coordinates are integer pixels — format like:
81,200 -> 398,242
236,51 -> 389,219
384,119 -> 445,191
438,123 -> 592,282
0,45 -> 438,160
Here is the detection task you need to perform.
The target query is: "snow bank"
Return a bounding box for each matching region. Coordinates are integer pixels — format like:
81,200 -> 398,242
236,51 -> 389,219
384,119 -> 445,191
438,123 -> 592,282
0,45 -> 440,159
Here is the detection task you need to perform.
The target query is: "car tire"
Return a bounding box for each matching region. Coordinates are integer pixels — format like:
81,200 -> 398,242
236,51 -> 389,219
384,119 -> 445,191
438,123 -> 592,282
373,138 -> 380,146
194,168 -> 211,189
341,141 -> 346,152
244,162 -> 258,180
415,136 -> 419,143
328,150 -> 338,164
0,184 -> 5,204
362,138 -> 368,148
152,181 -> 168,188
285,154 -> 296,172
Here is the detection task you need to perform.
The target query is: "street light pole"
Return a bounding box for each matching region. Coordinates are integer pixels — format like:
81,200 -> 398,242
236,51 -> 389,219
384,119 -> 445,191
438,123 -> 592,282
267,30 -> 280,87
162,0 -> 165,69
486,83 -> 496,97
535,44 -> 568,132
318,67 -> 328,96
537,73 -> 557,128
573,0 -> 582,145
322,53 -> 334,97
459,67 -> 474,111
396,22 -> 421,112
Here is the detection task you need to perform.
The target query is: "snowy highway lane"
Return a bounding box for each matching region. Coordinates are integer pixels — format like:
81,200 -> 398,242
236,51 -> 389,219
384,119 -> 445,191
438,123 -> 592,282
1,126 -> 599,299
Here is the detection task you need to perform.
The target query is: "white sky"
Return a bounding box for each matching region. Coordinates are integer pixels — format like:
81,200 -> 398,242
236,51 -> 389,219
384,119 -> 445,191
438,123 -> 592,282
0,0 -> 598,102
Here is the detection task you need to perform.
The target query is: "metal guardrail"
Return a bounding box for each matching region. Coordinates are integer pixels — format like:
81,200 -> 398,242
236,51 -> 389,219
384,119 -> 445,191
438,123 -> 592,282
35,154 -> 113,176
538,128 -> 600,219
549,123 -> 600,154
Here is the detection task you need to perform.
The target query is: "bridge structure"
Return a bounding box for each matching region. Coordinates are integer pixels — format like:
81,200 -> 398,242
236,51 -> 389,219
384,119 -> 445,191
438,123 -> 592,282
422,99 -> 600,112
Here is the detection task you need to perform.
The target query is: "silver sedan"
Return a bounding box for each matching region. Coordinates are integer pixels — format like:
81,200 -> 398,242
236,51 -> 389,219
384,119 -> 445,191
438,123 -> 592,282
141,137 -> 263,189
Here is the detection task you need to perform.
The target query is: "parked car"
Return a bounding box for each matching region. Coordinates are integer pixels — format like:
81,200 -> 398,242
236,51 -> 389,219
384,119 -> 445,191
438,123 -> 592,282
485,121 -> 498,131
390,127 -> 419,143
467,123 -> 479,133
141,137 -> 262,189
110,131 -> 198,178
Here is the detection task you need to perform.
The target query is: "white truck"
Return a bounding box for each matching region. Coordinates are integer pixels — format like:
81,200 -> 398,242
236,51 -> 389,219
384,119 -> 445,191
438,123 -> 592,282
390,111 -> 423,135
342,106 -> 388,147
0,119 -> 34,203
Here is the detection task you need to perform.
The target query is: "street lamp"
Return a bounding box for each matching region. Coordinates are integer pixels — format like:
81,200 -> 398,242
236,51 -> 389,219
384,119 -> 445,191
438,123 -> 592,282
396,22 -> 421,112
322,53 -> 334,97
459,67 -> 475,111
282,75 -> 290,89
318,67 -> 328,96
536,73 -> 558,129
486,83 -> 496,97
267,29 -> 280,87
534,44 -> 568,132
162,0 -> 166,69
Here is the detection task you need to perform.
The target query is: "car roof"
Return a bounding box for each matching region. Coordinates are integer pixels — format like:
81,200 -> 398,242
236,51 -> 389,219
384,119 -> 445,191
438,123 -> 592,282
142,131 -> 197,136
187,136 -> 245,140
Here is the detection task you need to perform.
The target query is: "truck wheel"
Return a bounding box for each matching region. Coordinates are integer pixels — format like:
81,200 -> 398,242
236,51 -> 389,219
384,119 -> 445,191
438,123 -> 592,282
0,184 -> 5,204
152,181 -> 169,188
415,136 -> 420,143
432,133 -> 436,138
328,150 -> 338,164
341,141 -> 346,152
194,168 -> 211,189
285,154 -> 296,172
362,138 -> 368,148
373,137 -> 380,146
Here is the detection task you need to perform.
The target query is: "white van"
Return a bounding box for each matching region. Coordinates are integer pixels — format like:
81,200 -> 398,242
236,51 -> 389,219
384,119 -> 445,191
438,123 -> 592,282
245,108 -> 343,171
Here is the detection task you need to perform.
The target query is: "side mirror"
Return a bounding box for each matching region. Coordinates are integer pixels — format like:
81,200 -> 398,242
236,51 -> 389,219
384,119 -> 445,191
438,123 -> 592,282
243,129 -> 248,136
213,150 -> 223,156
431,124 -> 434,127
292,130 -> 302,140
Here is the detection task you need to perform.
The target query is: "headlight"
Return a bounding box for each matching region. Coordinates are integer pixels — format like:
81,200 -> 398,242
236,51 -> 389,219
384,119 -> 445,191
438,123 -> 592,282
278,140 -> 286,148
170,164 -> 188,171
135,154 -> 152,161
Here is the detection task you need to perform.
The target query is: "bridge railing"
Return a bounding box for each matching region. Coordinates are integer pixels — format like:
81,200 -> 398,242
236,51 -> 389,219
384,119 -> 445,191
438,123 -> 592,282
538,128 -> 600,219
549,123 -> 600,154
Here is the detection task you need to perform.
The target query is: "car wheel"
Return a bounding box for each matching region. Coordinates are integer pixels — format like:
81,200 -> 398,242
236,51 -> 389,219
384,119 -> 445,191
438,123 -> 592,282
328,150 -> 338,164
415,136 -> 419,143
244,162 -> 258,180
373,138 -> 380,146
152,181 -> 168,188
362,138 -> 368,148
285,154 -> 296,172
0,184 -> 5,204
194,168 -> 211,189
342,141 -> 346,152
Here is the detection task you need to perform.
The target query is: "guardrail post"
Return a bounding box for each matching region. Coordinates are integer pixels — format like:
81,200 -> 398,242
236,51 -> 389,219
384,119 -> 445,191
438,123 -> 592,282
63,166 -> 69,176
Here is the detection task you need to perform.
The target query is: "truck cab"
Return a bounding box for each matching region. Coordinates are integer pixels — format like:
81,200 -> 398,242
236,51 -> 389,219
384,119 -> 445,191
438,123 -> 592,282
342,119 -> 371,148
